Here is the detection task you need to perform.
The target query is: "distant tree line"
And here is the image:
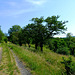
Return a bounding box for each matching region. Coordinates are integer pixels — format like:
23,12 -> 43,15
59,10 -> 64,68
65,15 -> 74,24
8,15 -> 68,52
47,33 -> 75,56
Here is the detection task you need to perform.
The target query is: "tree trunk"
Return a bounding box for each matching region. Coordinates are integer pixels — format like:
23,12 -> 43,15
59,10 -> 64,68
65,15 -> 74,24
19,42 -> 22,46
28,43 -> 30,48
40,42 -> 43,52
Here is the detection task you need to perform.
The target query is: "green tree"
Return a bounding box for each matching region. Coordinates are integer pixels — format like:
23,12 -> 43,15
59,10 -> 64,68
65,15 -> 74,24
8,16 -> 68,52
44,16 -> 68,52
8,25 -> 21,44
31,17 -> 47,51
45,15 -> 68,37
27,16 -> 68,52
8,25 -> 21,35
21,25 -> 32,47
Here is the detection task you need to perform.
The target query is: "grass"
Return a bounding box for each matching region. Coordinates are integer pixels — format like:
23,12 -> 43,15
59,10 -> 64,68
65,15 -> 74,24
0,42 -> 73,75
0,43 -> 21,75
6,43 -> 75,75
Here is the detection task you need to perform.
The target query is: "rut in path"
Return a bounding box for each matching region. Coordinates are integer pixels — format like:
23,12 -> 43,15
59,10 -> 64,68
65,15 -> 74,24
0,47 -> 2,63
10,49 -> 31,75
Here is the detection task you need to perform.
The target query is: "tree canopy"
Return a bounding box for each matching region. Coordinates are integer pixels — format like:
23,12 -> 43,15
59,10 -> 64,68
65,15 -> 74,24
8,25 -> 21,36
8,25 -> 21,44
21,16 -> 68,51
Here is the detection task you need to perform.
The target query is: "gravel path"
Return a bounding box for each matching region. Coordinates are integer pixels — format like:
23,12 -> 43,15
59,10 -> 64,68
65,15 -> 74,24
0,47 -> 2,63
10,49 -> 31,75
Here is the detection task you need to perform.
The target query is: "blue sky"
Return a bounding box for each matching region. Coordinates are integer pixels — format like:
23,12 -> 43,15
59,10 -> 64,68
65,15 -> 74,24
0,0 -> 75,37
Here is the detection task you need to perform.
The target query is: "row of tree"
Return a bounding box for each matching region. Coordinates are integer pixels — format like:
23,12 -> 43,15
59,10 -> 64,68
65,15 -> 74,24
8,15 -> 68,52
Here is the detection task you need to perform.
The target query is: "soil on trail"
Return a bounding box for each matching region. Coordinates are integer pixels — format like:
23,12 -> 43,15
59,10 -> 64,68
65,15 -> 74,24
10,49 -> 31,75
0,47 -> 2,63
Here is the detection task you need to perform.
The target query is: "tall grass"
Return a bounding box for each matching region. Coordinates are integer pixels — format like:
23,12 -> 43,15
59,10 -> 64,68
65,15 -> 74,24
7,43 -> 75,75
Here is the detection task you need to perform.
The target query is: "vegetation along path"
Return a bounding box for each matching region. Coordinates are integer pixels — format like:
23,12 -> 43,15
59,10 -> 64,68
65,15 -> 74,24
10,49 -> 31,75
0,47 -> 2,63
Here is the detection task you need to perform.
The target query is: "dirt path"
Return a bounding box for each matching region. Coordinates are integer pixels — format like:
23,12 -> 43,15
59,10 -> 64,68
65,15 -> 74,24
0,47 -> 2,63
10,49 -> 31,75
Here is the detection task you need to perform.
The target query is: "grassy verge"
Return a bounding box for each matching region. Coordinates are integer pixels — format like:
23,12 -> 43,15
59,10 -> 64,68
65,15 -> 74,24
0,43 -> 21,75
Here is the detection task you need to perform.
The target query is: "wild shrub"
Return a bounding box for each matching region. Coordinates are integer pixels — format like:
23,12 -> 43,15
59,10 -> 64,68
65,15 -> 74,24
61,57 -> 75,75
56,47 -> 70,55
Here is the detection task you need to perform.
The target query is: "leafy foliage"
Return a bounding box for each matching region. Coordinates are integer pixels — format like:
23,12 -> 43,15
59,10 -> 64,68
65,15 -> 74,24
8,15 -> 68,52
8,25 -> 21,44
56,47 -> 70,55
61,57 -> 75,75
45,15 -> 67,37
8,25 -> 21,35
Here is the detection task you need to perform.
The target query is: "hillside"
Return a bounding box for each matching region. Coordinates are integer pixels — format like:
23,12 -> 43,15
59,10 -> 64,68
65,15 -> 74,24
0,43 -> 75,75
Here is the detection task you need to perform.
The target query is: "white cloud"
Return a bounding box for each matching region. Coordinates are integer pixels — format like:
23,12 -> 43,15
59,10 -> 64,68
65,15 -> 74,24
25,0 -> 47,5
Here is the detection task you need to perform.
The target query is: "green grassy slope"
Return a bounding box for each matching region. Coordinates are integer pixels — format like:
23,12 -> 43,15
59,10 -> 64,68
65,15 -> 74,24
7,43 -> 75,75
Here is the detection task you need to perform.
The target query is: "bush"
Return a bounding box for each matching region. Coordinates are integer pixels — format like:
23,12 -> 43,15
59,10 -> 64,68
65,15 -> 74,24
56,47 -> 70,55
61,57 -> 75,75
